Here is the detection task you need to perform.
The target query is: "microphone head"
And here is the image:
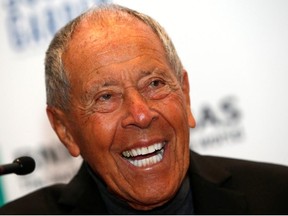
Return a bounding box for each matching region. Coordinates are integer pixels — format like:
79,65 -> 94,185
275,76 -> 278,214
13,156 -> 36,175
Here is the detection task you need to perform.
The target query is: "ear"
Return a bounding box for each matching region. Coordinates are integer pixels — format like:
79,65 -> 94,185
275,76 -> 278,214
46,106 -> 80,157
181,70 -> 196,128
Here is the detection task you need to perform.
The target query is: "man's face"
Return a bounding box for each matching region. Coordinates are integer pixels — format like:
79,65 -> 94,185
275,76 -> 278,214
60,20 -> 195,210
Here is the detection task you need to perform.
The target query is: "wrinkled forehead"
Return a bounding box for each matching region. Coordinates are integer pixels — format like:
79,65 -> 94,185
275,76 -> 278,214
67,10 -> 154,52
61,13 -> 166,75
62,11 -> 166,84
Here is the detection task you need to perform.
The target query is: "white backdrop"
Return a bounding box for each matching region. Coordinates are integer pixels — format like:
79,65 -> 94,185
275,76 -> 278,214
1,0 -> 288,204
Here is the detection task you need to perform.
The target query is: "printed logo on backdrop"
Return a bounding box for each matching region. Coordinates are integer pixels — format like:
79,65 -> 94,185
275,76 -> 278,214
190,96 -> 245,151
0,154 -> 6,206
11,142 -> 82,195
2,0 -> 111,52
0,179 -> 5,207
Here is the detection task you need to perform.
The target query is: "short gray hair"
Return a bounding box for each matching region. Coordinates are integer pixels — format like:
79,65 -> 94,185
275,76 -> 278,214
45,4 -> 184,111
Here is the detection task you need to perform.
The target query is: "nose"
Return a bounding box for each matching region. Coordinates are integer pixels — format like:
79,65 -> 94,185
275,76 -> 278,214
121,89 -> 159,129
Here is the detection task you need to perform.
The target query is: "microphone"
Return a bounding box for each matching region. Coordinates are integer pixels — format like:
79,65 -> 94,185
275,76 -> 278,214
0,156 -> 36,176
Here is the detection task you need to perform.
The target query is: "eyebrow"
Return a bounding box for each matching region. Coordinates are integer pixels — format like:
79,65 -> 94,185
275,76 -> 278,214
139,68 -> 171,78
148,68 -> 171,80
138,70 -> 152,79
86,78 -> 118,92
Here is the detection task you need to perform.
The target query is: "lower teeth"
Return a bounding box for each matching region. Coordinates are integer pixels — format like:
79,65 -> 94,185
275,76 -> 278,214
128,149 -> 164,167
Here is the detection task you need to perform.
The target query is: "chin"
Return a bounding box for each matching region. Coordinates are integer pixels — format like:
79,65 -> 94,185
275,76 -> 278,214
126,176 -> 183,211
127,192 -> 173,211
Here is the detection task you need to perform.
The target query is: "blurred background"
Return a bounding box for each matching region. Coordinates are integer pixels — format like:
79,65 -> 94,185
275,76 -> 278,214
1,0 -> 288,205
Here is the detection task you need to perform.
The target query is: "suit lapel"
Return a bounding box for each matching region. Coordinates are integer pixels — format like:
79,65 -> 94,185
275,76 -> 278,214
57,163 -> 108,214
189,151 -> 248,214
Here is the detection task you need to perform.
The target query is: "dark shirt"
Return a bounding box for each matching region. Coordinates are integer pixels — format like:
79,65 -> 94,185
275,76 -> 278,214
87,164 -> 194,214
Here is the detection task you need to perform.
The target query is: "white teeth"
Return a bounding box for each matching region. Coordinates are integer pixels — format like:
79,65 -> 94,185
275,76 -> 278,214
122,142 -> 166,168
128,149 -> 164,167
122,142 -> 165,158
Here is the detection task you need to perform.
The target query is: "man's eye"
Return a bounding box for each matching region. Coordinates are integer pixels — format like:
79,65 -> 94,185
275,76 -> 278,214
143,78 -> 170,100
99,94 -> 112,101
150,79 -> 165,88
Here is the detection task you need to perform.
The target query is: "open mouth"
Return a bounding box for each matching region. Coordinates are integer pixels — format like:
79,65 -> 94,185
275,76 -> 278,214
122,142 -> 166,167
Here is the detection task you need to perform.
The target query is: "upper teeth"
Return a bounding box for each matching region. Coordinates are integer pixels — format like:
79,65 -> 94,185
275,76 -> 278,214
122,142 -> 165,158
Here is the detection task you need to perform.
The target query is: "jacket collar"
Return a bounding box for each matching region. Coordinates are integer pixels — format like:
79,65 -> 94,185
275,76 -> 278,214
189,151 -> 248,214
58,163 -> 108,214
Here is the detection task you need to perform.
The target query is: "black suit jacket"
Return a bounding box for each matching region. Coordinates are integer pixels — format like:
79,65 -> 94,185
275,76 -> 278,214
1,151 -> 288,214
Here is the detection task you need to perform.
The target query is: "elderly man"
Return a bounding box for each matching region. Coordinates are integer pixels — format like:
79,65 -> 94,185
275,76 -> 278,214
1,4 -> 288,214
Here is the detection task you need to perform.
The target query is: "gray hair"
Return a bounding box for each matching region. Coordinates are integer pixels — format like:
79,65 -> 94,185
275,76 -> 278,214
45,4 -> 184,111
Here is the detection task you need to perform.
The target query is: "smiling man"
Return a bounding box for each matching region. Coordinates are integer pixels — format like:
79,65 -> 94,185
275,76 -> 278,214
46,4 -> 195,213
47,5 -> 195,212
1,4 -> 288,215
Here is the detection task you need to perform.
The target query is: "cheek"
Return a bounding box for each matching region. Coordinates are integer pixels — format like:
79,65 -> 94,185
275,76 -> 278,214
158,93 -> 189,126
76,118 -> 121,181
75,114 -> 119,159
158,94 -> 190,155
